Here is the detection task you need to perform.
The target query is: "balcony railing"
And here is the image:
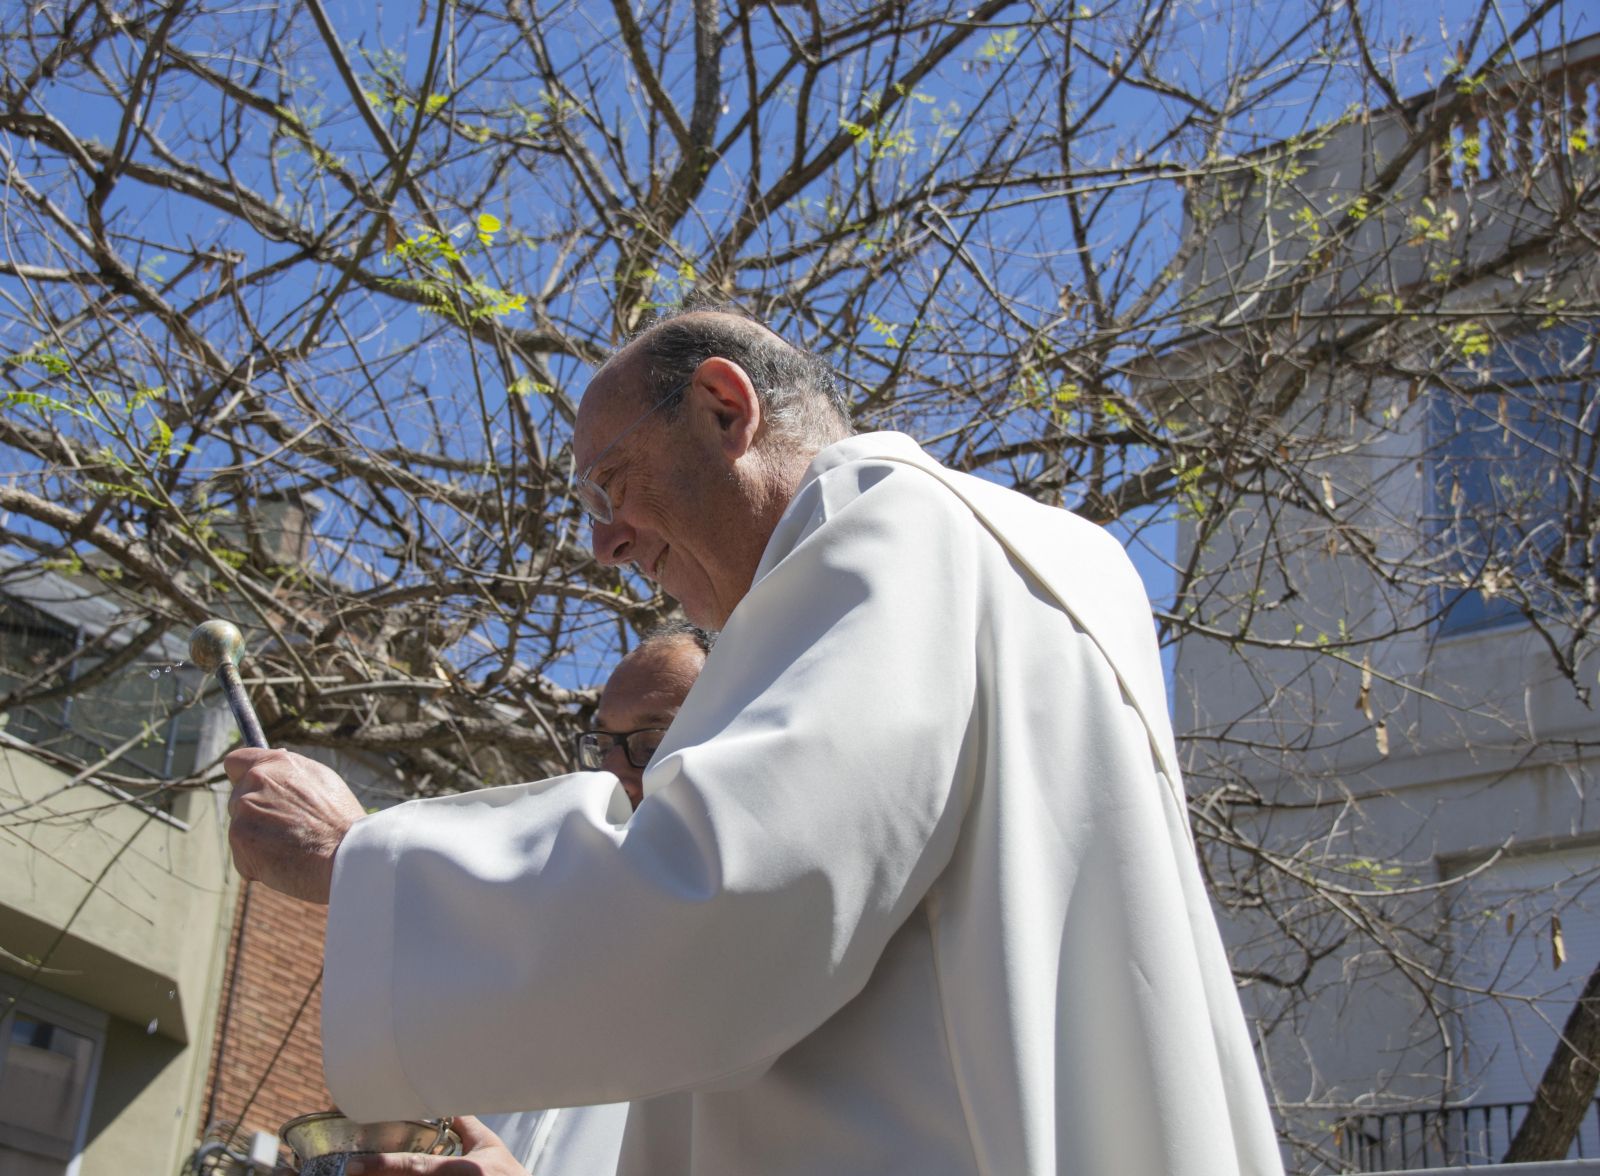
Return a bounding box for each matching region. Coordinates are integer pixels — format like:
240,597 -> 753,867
1431,54 -> 1599,192
1333,1100 -> 1600,1171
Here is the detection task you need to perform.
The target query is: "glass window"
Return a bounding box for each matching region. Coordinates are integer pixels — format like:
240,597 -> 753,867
1427,323 -> 1598,635
1447,845 -> 1600,1159
0,1001 -> 101,1176
0,596 -> 203,806
0,599 -> 79,750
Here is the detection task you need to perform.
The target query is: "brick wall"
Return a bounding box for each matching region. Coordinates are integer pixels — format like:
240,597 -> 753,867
201,882 -> 332,1141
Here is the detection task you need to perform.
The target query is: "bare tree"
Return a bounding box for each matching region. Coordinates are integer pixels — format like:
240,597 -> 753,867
1505,961 -> 1600,1162
0,1 -> 1593,1169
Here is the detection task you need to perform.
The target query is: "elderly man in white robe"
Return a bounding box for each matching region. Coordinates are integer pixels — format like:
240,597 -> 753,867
224,309 -> 1284,1175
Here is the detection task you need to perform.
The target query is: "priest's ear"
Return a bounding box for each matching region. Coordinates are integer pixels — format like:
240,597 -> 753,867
685,356 -> 762,464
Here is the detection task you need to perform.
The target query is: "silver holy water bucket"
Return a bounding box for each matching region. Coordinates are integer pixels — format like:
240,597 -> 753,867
280,1111 -> 460,1174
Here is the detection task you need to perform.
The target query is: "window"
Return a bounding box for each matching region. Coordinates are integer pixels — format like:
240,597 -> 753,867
1447,845 -> 1600,1158
0,594 -> 204,806
0,991 -> 104,1176
1427,322 -> 1598,635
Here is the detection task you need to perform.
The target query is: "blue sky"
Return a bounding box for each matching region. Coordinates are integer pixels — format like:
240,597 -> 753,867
3,0 -> 1587,693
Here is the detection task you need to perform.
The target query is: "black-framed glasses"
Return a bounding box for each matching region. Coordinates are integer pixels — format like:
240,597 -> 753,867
572,381 -> 690,524
573,727 -> 670,771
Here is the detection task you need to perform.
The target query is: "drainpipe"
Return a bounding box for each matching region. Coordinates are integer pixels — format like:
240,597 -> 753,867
204,881 -> 255,1134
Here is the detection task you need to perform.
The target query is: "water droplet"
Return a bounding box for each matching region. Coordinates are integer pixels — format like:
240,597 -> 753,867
146,1018 -> 158,1034
148,669 -> 161,679
167,989 -> 176,1000
162,665 -> 172,674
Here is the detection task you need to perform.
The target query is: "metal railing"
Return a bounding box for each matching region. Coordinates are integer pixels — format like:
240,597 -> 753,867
1333,1099 -> 1600,1171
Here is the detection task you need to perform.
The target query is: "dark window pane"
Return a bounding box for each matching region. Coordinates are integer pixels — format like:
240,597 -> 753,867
1428,323 -> 1598,635
0,1011 -> 95,1166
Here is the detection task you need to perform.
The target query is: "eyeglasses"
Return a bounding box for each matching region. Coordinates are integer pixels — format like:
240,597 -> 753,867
573,381 -> 689,525
573,727 -> 670,771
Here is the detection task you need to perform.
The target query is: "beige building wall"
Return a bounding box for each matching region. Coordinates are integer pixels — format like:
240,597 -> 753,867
0,735 -> 238,1174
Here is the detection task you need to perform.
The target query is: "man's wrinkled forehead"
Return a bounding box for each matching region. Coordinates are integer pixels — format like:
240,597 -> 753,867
573,350 -> 647,468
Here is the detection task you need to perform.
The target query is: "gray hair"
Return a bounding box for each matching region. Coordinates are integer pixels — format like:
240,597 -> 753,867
631,306 -> 852,452
637,620 -> 715,657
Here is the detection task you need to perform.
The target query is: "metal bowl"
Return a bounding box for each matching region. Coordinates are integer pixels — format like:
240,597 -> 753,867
280,1111 -> 459,1161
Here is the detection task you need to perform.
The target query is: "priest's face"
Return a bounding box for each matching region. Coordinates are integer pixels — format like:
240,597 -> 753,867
574,352 -> 773,628
592,635 -> 707,808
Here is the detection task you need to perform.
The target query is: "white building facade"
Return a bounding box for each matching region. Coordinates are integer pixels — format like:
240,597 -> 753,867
1160,35 -> 1600,1173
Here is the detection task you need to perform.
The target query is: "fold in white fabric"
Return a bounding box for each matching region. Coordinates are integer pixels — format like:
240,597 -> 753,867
323,432 -> 1284,1175
479,1103 -> 628,1174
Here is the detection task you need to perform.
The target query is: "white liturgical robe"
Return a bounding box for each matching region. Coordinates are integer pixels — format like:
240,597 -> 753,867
479,1104 -> 628,1174
323,431 -> 1284,1175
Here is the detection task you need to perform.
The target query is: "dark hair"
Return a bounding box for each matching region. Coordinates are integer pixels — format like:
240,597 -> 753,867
631,305 -> 851,448
637,620 -> 715,656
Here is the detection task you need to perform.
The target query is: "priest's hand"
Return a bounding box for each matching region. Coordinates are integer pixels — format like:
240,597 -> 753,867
223,748 -> 365,905
343,1116 -> 528,1175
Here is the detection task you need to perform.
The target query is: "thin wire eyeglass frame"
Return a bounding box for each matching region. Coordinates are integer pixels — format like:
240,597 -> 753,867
572,380 -> 690,524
